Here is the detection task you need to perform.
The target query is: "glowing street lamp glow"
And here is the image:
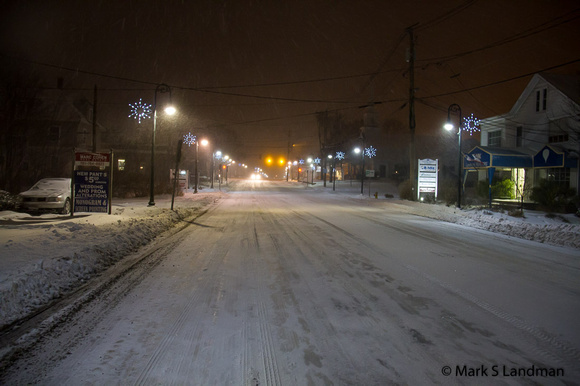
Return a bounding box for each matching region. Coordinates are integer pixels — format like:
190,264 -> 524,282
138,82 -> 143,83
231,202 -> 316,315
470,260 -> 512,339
164,105 -> 176,115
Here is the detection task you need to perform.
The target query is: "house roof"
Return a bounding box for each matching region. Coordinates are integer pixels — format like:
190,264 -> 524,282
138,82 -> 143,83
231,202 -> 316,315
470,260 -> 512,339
508,73 -> 580,116
539,72 -> 580,105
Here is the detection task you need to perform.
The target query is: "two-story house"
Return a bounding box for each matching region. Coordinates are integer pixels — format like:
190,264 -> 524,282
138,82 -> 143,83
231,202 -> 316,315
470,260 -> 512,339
1,88 -> 107,192
466,73 -> 579,202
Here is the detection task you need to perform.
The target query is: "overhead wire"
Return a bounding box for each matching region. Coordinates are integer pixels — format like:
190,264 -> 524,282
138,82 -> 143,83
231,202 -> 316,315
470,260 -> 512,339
418,9 -> 580,63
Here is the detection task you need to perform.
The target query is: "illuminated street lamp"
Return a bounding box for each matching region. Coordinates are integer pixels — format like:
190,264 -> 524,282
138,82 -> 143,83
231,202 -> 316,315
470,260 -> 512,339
444,103 -> 462,209
149,84 -> 175,206
354,147 -> 364,194
212,150 -> 222,189
327,154 -> 334,188
195,138 -> 209,193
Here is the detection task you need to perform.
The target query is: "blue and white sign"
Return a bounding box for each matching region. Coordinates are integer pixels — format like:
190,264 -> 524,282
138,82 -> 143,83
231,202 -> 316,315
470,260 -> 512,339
417,159 -> 438,200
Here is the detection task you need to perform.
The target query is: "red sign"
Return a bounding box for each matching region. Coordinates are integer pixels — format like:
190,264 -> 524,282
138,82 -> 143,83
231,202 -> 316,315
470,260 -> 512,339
75,152 -> 110,167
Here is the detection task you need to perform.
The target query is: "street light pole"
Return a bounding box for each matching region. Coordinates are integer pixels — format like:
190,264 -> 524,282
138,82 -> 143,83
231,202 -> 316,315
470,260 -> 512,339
445,103 -> 462,209
354,146 -> 365,195
194,139 -> 199,193
193,139 -> 209,193
149,83 -> 174,207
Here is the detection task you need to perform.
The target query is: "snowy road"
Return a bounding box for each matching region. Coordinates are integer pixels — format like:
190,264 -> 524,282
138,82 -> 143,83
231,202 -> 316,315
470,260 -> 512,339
2,180 -> 579,385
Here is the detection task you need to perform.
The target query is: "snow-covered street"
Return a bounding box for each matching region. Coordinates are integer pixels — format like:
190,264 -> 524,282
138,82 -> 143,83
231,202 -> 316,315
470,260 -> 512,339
1,179 -> 579,384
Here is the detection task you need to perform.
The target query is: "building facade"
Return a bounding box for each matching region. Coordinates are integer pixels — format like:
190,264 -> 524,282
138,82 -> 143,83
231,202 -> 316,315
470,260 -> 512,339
473,73 -> 579,200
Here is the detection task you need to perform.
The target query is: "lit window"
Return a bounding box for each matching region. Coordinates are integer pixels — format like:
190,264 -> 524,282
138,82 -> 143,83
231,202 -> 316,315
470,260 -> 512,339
118,159 -> 126,171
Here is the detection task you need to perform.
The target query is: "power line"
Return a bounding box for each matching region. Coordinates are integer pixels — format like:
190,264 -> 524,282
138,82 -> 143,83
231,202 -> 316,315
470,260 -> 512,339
415,0 -> 478,31
418,10 -> 580,63
418,58 -> 580,100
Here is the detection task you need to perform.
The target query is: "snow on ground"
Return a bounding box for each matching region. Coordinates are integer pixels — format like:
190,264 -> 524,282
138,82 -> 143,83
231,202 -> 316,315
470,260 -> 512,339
0,192 -> 222,328
0,181 -> 578,330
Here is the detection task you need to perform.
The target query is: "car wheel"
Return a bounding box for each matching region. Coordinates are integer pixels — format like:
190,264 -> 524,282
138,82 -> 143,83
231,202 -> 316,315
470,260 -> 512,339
60,198 -> 71,215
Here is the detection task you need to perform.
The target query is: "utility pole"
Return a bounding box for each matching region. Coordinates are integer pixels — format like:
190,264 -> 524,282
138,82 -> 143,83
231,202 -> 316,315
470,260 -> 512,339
287,129 -> 291,181
92,85 -> 97,152
407,26 -> 417,199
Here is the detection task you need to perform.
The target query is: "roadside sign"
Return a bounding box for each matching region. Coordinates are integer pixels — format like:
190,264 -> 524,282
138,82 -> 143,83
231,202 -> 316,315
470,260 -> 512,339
73,151 -> 112,214
75,152 -> 110,168
417,159 -> 438,200
74,171 -> 109,213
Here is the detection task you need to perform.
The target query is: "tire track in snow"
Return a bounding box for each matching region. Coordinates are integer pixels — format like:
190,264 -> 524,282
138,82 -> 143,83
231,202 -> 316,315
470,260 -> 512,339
405,264 -> 580,372
133,212 -> 236,384
249,203 -> 283,386
258,204 -> 396,383
297,203 -> 580,378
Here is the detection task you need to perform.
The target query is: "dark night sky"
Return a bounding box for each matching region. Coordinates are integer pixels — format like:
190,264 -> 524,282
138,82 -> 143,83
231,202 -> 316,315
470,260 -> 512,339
2,0 -> 579,166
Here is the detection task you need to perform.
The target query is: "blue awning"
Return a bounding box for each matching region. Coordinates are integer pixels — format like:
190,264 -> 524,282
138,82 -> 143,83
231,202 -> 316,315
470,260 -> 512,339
464,146 -> 533,169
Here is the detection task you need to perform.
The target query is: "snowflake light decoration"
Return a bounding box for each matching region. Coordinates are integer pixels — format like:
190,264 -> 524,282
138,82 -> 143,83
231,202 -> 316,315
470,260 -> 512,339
365,146 -> 377,158
183,132 -> 196,147
462,113 -> 481,136
314,157 -> 321,164
128,98 -> 152,124
299,159 -> 305,164
335,151 -> 345,161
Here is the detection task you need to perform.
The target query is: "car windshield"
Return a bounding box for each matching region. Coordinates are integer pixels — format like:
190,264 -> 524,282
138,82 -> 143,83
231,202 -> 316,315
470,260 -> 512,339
31,179 -> 69,191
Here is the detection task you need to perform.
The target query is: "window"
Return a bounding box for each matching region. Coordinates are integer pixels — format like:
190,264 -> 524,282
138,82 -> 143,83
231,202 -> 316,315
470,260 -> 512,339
547,168 -> 570,187
118,159 -> 126,171
516,126 -> 523,147
549,134 -> 569,143
535,88 -> 547,112
488,131 -> 501,147
543,88 -> 547,110
48,126 -> 60,141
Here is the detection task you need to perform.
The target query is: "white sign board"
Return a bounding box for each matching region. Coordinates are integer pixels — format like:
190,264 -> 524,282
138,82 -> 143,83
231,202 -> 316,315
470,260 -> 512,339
417,159 -> 438,200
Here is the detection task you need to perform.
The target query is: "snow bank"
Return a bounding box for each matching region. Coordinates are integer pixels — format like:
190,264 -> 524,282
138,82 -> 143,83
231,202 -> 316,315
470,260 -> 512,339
388,200 -> 580,249
0,193 -> 218,329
